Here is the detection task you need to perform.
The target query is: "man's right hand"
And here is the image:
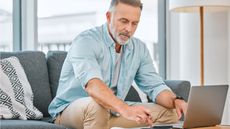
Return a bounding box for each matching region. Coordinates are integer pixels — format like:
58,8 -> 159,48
119,105 -> 154,127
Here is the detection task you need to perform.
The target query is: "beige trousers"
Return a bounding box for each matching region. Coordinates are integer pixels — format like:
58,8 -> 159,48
54,97 -> 178,129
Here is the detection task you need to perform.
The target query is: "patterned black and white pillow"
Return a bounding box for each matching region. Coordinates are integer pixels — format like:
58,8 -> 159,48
0,56 -> 43,120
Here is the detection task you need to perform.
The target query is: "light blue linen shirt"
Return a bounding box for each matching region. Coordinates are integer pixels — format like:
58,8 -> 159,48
48,23 -> 171,118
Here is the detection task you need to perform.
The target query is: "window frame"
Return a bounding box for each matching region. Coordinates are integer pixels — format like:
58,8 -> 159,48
13,0 -> 22,51
158,0 -> 167,79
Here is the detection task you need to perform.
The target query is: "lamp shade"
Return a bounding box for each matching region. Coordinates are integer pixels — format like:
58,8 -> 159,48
169,0 -> 230,12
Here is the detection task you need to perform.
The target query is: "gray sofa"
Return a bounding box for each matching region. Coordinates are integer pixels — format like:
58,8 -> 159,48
0,51 -> 191,129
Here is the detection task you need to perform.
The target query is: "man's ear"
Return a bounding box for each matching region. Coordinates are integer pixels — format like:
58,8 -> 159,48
106,12 -> 111,23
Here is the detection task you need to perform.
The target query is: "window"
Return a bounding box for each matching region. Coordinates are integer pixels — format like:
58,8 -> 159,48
37,0 -> 110,53
37,0 -> 160,72
0,0 -> 13,52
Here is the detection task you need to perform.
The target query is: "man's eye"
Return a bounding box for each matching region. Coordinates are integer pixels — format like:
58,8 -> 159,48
133,23 -> 138,26
120,20 -> 128,24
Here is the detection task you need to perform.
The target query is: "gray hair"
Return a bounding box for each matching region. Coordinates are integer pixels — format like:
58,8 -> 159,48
109,0 -> 143,11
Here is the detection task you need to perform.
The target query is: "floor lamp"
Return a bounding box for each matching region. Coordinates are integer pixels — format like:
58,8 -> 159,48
169,0 -> 230,86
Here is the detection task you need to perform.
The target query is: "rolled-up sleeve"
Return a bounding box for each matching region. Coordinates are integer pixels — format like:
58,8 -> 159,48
134,43 -> 171,102
69,36 -> 103,89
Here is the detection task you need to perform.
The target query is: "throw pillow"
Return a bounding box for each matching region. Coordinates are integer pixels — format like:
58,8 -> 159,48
0,56 -> 43,120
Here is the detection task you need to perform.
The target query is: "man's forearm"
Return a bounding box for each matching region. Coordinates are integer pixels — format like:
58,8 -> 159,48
85,78 -> 129,113
156,90 -> 176,109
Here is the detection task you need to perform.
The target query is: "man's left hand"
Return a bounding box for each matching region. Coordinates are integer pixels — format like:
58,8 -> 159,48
174,99 -> 187,119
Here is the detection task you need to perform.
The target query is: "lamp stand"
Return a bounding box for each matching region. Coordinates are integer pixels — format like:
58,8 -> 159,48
200,7 -> 204,86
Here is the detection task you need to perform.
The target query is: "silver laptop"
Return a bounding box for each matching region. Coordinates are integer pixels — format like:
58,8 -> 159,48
154,85 -> 229,129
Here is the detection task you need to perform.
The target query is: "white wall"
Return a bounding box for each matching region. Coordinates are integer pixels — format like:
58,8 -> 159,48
168,11 -> 230,124
205,13 -> 228,85
222,12 -> 230,125
228,12 -> 230,123
221,11 -> 230,125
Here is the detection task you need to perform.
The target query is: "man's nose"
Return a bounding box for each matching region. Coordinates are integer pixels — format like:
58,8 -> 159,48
125,23 -> 132,32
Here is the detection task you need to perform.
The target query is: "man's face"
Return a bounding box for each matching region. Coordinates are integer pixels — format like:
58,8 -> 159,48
107,3 -> 141,45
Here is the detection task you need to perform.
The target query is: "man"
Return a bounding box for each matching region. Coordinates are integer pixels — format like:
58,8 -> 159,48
48,0 -> 187,129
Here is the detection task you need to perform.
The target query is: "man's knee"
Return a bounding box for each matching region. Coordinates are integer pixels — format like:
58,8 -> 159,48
156,107 -> 178,124
137,103 -> 178,124
83,98 -> 110,129
85,98 -> 110,120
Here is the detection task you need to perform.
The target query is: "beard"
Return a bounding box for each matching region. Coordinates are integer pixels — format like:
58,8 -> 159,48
117,32 -> 131,45
110,25 -> 131,45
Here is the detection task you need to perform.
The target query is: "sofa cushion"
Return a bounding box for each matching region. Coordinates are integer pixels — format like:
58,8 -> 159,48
0,120 -> 68,129
47,51 -> 67,98
0,51 -> 52,117
125,86 -> 142,102
0,56 -> 43,120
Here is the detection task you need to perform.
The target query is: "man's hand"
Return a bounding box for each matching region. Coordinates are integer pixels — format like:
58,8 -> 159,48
86,79 -> 154,126
174,99 -> 187,119
119,105 -> 154,127
156,90 -> 188,120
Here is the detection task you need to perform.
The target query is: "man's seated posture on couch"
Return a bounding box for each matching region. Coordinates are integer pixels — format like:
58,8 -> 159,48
48,0 -> 187,129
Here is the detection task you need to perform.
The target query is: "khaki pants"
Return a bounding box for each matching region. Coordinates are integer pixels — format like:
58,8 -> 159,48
54,97 -> 178,129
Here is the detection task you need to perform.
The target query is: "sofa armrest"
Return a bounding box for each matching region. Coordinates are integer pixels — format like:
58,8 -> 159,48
164,80 -> 191,102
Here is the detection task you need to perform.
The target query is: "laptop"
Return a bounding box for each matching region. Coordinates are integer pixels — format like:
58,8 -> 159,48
154,85 -> 229,129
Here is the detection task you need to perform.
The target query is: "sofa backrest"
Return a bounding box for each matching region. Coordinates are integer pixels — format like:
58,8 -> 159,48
164,80 -> 190,101
0,51 -> 53,117
46,51 -> 67,98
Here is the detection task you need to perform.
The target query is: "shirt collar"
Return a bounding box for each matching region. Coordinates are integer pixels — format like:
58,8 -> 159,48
102,23 -> 133,50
